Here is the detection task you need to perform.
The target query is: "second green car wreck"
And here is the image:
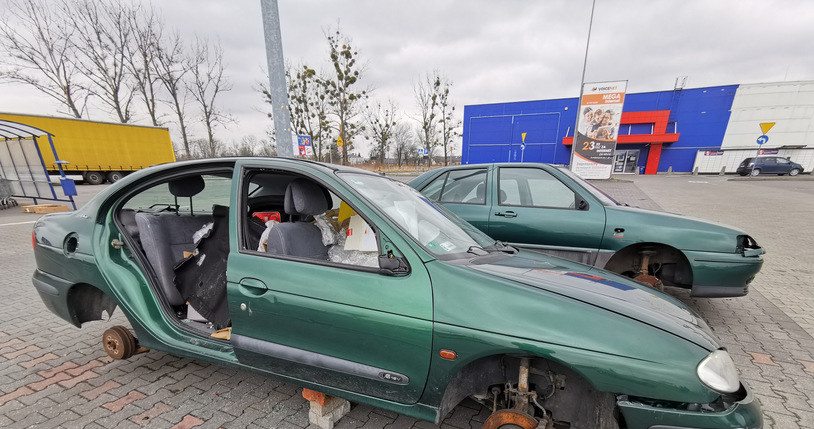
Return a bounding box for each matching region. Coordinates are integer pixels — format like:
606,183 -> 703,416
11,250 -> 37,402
32,158 -> 761,428
410,163 -> 765,298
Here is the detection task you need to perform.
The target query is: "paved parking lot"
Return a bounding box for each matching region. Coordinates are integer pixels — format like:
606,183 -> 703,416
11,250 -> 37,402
0,174 -> 813,428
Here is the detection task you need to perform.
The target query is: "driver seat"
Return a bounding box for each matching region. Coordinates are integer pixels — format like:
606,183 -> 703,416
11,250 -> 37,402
267,178 -> 330,260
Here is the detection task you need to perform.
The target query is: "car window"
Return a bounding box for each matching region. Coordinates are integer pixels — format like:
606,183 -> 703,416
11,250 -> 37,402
499,168 -> 577,209
499,178 -> 521,205
777,158 -> 790,164
440,168 -> 487,205
340,173 -> 494,260
123,174 -> 231,213
420,173 -> 447,200
242,171 -> 378,269
761,158 -> 776,164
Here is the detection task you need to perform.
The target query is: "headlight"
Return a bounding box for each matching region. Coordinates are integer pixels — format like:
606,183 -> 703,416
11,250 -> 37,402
697,350 -> 740,393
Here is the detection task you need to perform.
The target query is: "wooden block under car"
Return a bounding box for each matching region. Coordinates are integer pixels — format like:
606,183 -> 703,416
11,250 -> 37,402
21,204 -> 70,214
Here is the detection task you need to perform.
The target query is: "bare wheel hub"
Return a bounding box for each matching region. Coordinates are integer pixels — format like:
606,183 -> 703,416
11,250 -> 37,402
482,409 -> 538,429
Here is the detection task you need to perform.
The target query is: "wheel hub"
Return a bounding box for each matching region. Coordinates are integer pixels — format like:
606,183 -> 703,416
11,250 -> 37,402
482,409 -> 539,429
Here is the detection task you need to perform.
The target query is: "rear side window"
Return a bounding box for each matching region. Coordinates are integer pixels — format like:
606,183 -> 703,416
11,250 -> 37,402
123,174 -> 232,213
439,169 -> 487,205
777,158 -> 790,164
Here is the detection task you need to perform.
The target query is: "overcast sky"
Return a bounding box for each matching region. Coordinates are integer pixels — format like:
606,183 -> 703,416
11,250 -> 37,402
2,0 -> 813,156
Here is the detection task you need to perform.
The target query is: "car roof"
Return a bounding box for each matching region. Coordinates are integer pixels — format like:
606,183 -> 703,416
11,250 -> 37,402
146,156 -> 380,176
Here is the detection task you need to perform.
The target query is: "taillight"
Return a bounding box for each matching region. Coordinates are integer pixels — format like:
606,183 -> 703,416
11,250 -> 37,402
32,231 -> 36,249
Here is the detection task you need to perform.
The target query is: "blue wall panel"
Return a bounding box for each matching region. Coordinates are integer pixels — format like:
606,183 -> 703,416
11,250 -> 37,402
462,85 -> 738,173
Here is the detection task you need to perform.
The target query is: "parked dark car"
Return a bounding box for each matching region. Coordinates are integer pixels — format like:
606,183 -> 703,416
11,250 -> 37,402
736,156 -> 803,176
410,163 -> 764,297
31,158 -> 762,429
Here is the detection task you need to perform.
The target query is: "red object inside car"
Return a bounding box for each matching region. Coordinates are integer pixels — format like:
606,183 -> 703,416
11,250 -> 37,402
253,211 -> 281,223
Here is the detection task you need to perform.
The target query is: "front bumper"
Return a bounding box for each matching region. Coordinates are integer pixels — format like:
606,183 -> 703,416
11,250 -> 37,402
683,250 -> 764,297
618,383 -> 762,429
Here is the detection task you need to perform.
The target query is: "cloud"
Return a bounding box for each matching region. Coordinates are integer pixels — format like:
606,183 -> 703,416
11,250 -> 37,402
1,0 -> 812,157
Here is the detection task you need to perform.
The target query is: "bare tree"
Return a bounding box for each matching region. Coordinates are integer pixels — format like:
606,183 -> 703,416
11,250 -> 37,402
126,3 -> 163,126
188,37 -> 233,158
0,0 -> 87,118
261,64 -> 332,161
69,0 -> 137,123
436,75 -> 460,166
414,71 -> 442,167
366,100 -> 399,165
392,123 -> 415,167
321,27 -> 368,165
155,32 -> 193,157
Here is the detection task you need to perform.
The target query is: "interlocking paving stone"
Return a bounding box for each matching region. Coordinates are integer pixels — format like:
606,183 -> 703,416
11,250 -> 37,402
1,177 -> 813,428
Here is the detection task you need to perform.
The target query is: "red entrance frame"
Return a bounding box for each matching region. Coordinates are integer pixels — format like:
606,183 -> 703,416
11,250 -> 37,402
562,110 -> 679,174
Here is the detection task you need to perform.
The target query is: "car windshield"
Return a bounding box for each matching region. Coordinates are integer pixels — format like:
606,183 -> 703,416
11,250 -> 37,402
339,172 -> 496,259
556,167 -> 619,206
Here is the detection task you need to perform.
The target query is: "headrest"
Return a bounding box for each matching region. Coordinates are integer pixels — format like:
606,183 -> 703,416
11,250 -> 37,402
284,178 -> 329,216
168,176 -> 205,198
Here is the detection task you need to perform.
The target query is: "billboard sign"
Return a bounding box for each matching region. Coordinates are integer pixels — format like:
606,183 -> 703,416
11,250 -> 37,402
297,135 -> 313,157
570,80 -> 628,179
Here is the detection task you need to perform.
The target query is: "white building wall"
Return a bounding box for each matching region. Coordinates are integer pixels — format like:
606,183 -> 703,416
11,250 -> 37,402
693,148 -> 814,173
721,81 -> 814,150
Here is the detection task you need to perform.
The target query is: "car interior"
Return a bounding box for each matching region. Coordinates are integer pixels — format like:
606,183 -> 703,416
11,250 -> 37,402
117,170 -> 379,339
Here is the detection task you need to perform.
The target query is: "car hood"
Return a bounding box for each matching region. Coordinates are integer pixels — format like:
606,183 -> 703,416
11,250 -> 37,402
464,251 -> 719,351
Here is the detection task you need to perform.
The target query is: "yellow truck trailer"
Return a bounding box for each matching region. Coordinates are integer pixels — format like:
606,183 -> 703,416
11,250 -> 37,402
0,112 -> 176,184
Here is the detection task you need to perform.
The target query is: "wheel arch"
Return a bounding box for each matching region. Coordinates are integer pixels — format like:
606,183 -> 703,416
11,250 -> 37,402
603,242 -> 694,287
66,282 -> 118,327
435,352 -> 616,425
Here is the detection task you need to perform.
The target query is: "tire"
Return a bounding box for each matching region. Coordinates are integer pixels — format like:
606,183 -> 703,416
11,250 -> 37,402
750,169 -> 761,177
790,168 -> 800,176
107,171 -> 124,183
84,171 -> 105,185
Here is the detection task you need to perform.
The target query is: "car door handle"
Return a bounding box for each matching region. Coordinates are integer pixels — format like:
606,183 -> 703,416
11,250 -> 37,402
239,278 -> 268,291
494,211 -> 517,218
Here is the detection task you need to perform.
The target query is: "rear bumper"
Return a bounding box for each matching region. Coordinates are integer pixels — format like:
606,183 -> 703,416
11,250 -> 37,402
683,250 -> 764,297
32,269 -> 79,327
619,383 -> 762,429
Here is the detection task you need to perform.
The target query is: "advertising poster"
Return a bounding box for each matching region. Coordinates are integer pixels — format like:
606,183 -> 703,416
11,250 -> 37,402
296,135 -> 313,157
570,80 -> 627,179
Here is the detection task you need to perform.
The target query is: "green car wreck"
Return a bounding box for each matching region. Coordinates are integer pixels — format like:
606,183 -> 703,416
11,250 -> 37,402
32,158 -> 761,428
409,163 -> 765,298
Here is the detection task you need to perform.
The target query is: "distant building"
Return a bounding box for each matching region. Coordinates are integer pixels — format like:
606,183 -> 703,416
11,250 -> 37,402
462,80 -> 814,174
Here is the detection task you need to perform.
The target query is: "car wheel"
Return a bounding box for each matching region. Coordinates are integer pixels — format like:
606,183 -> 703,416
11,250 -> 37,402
107,171 -> 124,183
750,168 -> 761,176
102,326 -> 137,360
790,168 -> 801,176
84,171 -> 105,185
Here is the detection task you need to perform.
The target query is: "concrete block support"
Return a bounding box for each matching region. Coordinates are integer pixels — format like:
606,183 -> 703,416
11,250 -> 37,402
302,388 -> 351,429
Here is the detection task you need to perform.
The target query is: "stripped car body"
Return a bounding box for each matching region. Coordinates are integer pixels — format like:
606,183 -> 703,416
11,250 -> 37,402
409,163 -> 765,297
32,158 -> 761,428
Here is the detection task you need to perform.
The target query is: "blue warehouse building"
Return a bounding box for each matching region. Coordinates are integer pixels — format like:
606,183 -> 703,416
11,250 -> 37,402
462,84 -> 740,174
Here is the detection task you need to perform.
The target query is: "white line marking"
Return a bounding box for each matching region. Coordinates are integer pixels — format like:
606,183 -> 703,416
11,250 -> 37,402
0,220 -> 37,227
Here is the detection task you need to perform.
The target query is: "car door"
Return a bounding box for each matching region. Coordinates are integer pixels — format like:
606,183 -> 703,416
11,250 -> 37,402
775,157 -> 792,174
488,166 -> 606,264
226,161 -> 433,405
419,167 -> 492,232
758,157 -> 777,173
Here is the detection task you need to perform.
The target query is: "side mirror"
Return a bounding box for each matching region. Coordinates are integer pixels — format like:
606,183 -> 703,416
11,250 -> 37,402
378,252 -> 410,276
578,198 -> 589,210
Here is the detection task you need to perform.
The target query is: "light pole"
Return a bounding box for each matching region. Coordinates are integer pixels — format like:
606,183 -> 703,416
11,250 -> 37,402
260,0 -> 293,157
569,0 -> 597,169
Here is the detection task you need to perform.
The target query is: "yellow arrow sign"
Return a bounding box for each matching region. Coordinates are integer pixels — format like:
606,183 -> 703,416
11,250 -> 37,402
760,122 -> 775,134
521,132 -> 527,143
336,136 -> 344,146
